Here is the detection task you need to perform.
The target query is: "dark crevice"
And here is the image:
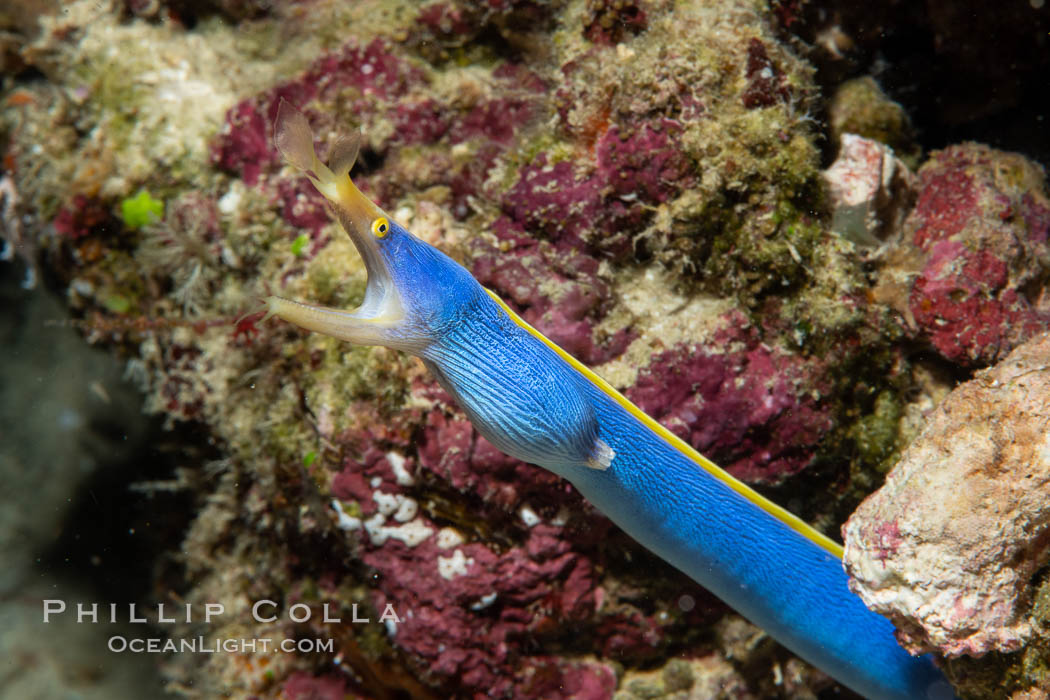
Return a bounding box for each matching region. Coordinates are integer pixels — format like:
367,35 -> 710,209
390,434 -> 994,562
778,0 -> 1050,168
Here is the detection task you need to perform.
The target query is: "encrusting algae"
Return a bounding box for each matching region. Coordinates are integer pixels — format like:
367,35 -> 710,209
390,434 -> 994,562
1,0 -> 1049,697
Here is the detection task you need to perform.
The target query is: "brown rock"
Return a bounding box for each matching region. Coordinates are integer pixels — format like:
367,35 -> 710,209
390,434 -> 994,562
843,331 -> 1050,657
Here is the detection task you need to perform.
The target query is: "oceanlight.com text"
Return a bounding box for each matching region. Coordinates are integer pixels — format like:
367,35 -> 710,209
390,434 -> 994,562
107,636 -> 336,654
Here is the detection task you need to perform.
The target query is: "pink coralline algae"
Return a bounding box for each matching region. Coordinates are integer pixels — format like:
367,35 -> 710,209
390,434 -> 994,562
281,671 -> 348,700
212,39 -> 424,186
625,314 -> 833,484
361,526 -> 613,695
416,2 -> 479,42
275,178 -> 331,235
471,218 -> 633,366
211,100 -> 273,186
904,143 -> 1050,366
213,41 -> 545,228
53,194 -> 117,240
502,120 -> 691,257
443,64 -> 547,218
414,0 -> 555,50
742,38 -> 790,109
415,401 -> 575,510
450,65 -> 545,145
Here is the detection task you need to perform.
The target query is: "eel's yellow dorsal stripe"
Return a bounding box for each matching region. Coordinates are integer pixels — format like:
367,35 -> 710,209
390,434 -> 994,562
485,288 -> 845,560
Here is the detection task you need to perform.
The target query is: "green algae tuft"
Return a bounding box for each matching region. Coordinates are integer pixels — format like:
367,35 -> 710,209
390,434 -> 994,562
120,189 -> 164,230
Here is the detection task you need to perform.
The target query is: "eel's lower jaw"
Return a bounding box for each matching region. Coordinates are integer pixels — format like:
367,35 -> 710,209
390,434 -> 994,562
263,226 -> 416,347
263,283 -> 405,346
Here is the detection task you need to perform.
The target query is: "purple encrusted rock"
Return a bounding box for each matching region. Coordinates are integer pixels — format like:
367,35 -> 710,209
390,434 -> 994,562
211,39 -> 424,186
502,120 -> 691,256
626,312 -> 834,484
742,38 -> 790,109
282,671 -> 348,700
902,144 -> 1050,367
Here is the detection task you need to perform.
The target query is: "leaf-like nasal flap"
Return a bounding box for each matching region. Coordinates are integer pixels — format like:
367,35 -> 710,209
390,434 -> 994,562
328,132 -> 362,178
274,99 -> 320,174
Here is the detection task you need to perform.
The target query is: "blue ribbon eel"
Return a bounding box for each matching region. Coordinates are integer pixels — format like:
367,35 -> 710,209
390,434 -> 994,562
264,102 -> 956,700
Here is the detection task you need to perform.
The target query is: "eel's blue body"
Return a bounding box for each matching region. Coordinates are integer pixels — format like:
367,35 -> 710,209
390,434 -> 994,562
266,102 -> 957,700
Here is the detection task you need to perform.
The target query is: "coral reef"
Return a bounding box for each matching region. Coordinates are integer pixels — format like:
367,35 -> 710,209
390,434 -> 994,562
843,330 -> 1050,695
874,143 -> 1050,367
3,0 -> 1049,696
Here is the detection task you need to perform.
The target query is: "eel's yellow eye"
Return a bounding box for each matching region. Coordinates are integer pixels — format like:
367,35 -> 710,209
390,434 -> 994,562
371,217 -> 389,238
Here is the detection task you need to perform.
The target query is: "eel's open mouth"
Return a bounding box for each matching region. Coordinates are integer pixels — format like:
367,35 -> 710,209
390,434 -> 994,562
264,101 -> 405,345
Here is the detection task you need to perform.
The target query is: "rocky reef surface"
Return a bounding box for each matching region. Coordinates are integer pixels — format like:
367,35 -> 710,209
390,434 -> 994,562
1,0 -> 1048,697
844,330 -> 1050,694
